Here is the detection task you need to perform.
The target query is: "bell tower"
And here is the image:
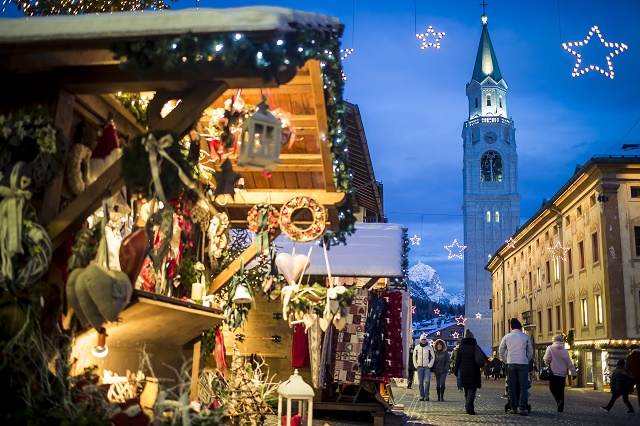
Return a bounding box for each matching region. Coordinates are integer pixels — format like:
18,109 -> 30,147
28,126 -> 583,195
461,11 -> 520,348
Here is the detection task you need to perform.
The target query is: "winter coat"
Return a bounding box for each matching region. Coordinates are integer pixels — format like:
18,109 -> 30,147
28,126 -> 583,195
491,357 -> 502,371
453,337 -> 482,389
543,342 -> 577,378
432,339 -> 450,375
414,342 -> 435,368
610,367 -> 634,393
499,329 -> 533,365
627,349 -> 640,380
408,347 -> 416,372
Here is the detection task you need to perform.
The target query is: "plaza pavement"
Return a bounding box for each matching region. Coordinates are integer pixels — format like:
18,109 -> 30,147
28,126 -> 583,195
267,375 -> 640,425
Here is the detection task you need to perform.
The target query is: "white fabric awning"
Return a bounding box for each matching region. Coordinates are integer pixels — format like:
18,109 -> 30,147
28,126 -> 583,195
273,223 -> 406,278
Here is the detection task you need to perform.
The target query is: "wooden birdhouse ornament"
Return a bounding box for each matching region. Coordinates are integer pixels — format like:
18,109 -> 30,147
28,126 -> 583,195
237,99 -> 282,170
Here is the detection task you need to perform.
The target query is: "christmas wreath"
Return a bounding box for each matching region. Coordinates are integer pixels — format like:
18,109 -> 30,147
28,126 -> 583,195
279,196 -> 326,242
247,203 -> 279,254
0,108 -> 69,191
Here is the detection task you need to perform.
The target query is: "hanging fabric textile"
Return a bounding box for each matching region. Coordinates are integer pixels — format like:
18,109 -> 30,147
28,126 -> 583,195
291,323 -> 310,368
318,322 -> 335,389
307,321 -> 322,388
358,293 -> 387,376
381,290 -> 404,380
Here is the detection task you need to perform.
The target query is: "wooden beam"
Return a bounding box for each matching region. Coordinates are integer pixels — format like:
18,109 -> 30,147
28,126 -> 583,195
208,242 -> 258,294
47,159 -> 125,250
150,81 -> 228,140
215,190 -> 345,207
308,60 -> 335,192
190,340 -> 202,402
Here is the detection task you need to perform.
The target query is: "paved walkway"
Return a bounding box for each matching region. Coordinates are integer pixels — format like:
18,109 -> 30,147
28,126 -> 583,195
267,376 -> 640,425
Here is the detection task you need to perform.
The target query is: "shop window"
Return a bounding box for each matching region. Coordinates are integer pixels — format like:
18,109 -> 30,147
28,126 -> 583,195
579,241 -> 585,269
569,301 -> 575,329
581,298 -> 588,327
631,187 -> 640,198
595,294 -> 603,325
592,232 -> 599,263
567,248 -> 573,274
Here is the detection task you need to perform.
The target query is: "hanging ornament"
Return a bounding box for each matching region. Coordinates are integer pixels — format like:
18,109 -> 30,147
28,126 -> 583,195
410,234 -> 421,245
212,159 -> 241,200
444,239 -> 467,259
561,25 -> 628,79
247,203 -> 279,255
436,330 -> 441,336
505,237 -> 516,249
416,26 -> 446,49
237,99 -> 282,171
452,331 -> 460,339
455,315 -> 467,326
279,196 -> 326,242
547,240 -> 569,260
476,312 -> 482,319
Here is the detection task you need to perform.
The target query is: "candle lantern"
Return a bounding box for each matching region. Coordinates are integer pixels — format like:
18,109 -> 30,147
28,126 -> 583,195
238,100 -> 282,171
277,369 -> 314,426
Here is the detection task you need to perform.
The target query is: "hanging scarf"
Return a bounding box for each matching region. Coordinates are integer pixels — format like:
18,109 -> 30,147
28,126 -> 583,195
0,162 -> 32,281
255,206 -> 269,255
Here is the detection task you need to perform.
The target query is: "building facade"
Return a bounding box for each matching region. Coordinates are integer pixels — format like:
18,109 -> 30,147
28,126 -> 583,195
462,14 -> 520,348
487,157 -> 640,390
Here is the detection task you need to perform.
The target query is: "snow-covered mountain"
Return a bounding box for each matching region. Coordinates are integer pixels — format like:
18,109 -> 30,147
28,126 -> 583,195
408,261 -> 465,306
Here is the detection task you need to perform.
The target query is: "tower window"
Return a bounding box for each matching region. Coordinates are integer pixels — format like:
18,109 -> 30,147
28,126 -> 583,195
475,97 -> 478,108
486,94 -> 492,106
499,96 -> 502,108
495,211 -> 500,222
486,211 -> 491,222
480,150 -> 503,182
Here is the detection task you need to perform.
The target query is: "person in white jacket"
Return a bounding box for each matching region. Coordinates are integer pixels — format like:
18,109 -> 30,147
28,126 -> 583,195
544,334 -> 577,412
413,333 -> 436,401
499,318 -> 534,415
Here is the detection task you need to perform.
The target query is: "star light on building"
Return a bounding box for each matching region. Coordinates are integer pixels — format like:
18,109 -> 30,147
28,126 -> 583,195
410,234 -> 421,245
416,26 -> 446,49
434,308 -> 440,315
505,237 -> 516,249
455,315 -> 467,326
411,305 -> 416,314
445,239 -> 467,259
436,331 -> 441,336
547,240 -> 570,261
476,312 -> 482,319
340,48 -> 354,81
561,25 -> 628,79
452,331 -> 460,339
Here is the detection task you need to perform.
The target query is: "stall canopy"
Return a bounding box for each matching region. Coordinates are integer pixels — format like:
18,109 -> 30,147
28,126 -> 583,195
273,223 -> 406,278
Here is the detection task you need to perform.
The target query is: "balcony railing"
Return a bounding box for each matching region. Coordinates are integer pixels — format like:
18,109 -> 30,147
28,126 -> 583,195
464,116 -> 512,128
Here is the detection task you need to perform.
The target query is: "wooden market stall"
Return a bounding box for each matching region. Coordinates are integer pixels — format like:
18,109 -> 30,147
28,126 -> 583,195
0,6 -> 359,424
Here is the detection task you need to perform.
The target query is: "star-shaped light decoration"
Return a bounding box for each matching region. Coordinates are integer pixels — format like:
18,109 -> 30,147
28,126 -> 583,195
561,25 -> 628,79
455,315 -> 467,326
411,305 -> 416,314
410,234 -> 421,245
505,237 -> 516,249
434,308 -> 440,315
452,331 -> 460,339
340,48 -> 354,81
416,26 -> 446,49
444,239 -> 467,259
547,241 -> 570,261
436,330 -> 441,336
476,312 -> 482,319
212,158 -> 241,200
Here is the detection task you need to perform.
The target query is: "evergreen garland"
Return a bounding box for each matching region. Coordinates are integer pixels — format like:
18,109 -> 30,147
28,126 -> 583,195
112,28 -> 356,245
5,0 -> 176,16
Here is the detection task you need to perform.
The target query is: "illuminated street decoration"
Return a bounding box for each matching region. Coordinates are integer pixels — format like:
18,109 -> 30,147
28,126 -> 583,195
416,26 -> 446,49
561,25 -> 628,79
547,240 -> 569,261
340,48 -> 354,81
455,315 -> 467,326
452,331 -> 460,339
476,312 -> 482,319
434,308 -> 440,315
410,234 -> 421,245
411,305 -> 416,314
505,237 -> 516,249
445,239 -> 467,259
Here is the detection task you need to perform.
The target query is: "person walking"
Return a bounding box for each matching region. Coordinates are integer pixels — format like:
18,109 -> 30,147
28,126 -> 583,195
413,333 -> 435,401
453,329 -> 484,415
543,334 -> 577,412
491,355 -> 502,380
499,318 -> 533,416
601,359 -> 635,414
627,344 -> 640,411
407,345 -> 416,389
433,339 -> 450,401
451,340 -> 463,392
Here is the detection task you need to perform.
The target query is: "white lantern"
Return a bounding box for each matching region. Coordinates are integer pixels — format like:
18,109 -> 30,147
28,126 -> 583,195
277,369 -> 314,426
231,283 -> 252,304
238,100 -> 282,171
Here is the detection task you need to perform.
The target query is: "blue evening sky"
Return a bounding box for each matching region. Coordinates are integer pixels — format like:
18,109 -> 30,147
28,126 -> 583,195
3,1 -> 640,295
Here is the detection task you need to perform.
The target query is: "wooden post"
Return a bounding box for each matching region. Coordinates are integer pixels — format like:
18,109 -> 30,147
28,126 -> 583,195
190,340 -> 202,402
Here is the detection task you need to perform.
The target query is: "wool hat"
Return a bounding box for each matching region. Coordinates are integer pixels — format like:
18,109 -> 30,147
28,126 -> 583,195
420,332 -> 428,340
553,334 -> 564,343
464,329 -> 474,338
510,318 -> 523,329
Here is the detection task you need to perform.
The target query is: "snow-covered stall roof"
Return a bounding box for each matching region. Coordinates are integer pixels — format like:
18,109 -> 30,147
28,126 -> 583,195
0,7 -> 341,43
273,223 -> 406,278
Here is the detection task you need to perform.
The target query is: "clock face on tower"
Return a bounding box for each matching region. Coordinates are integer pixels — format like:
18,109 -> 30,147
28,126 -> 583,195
484,131 -> 497,144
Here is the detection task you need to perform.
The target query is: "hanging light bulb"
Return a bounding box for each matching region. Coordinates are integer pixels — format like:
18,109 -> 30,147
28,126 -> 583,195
91,328 -> 109,358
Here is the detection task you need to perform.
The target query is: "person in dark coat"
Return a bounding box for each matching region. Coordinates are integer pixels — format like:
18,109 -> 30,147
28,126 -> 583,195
453,329 -> 483,415
601,359 -> 635,414
491,355 -> 503,380
407,345 -> 416,389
